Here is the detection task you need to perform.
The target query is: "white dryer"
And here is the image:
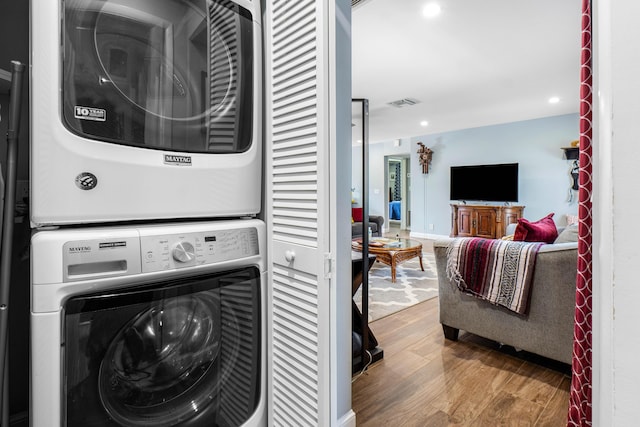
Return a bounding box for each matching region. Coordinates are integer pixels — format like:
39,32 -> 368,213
30,219 -> 266,426
30,0 -> 262,226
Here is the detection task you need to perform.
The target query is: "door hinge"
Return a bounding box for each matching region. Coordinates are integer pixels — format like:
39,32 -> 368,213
324,252 -> 334,280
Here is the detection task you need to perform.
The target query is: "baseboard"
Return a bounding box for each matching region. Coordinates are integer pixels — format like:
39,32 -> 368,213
337,410 -> 357,427
410,231 -> 449,240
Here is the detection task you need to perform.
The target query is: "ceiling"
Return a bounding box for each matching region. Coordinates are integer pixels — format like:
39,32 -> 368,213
351,0 -> 582,144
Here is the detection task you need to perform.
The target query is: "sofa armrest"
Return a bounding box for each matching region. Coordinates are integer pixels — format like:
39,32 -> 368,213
369,215 -> 384,231
352,215 -> 385,237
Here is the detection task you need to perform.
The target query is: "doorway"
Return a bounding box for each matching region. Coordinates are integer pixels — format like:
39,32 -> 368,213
385,155 -> 410,233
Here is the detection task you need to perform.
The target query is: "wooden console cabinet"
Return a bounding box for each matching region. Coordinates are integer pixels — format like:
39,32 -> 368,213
450,204 -> 525,239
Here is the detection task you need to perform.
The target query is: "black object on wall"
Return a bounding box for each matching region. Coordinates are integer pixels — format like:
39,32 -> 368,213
352,98 -> 383,373
0,61 -> 25,426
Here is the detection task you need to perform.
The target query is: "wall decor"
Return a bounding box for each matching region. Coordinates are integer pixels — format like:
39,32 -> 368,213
417,142 -> 433,174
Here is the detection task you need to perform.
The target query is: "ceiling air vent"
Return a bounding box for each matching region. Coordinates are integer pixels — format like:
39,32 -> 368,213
388,98 -> 421,108
352,0 -> 373,9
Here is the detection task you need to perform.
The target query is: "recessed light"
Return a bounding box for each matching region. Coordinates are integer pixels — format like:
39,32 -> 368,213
420,121 -> 429,127
423,3 -> 441,18
549,96 -> 560,104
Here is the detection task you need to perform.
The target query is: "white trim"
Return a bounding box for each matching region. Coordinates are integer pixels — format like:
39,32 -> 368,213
592,0 -> 612,424
410,231 -> 449,240
336,410 -> 357,427
328,0 -> 354,425
316,2 -> 333,426
591,1 -> 640,424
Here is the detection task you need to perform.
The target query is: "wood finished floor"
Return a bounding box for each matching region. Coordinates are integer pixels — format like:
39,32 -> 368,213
351,297 -> 571,426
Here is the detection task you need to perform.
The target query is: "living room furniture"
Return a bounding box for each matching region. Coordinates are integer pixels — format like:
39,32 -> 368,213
351,209 -> 384,238
352,238 -> 424,283
351,252 -> 383,372
450,203 -> 525,239
433,231 -> 578,364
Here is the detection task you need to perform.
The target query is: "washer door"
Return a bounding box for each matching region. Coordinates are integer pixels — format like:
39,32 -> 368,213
63,268 -> 260,426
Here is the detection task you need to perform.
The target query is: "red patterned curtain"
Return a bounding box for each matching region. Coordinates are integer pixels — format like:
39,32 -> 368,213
568,0 -> 592,425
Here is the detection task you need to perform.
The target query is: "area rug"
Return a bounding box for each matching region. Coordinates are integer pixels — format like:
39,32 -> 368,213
353,252 -> 438,322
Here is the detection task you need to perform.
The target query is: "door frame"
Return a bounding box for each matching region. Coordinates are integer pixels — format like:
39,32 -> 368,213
384,154 -> 410,231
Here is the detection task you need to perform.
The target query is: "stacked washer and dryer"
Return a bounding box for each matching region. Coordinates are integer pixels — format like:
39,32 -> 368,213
29,0 -> 266,426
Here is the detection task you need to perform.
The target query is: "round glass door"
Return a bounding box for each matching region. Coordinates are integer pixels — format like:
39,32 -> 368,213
98,294 -> 223,426
64,268 -> 260,426
62,0 -> 254,153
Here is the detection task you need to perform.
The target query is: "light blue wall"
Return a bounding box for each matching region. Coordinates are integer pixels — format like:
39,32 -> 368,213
358,114 -> 580,236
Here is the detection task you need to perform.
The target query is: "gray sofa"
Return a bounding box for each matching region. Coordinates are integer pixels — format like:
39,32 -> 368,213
352,215 -> 384,238
433,225 -> 578,364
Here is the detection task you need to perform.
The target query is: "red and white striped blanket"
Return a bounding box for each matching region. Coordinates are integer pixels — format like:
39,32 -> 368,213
446,237 -> 543,315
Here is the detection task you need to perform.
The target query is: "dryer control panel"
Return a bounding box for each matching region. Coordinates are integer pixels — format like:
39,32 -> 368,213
140,227 -> 259,273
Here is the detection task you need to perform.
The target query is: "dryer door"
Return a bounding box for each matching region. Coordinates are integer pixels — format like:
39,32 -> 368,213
62,0 -> 254,153
62,267 -> 260,427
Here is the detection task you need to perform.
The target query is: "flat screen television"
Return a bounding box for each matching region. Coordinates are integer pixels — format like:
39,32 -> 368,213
450,163 -> 519,202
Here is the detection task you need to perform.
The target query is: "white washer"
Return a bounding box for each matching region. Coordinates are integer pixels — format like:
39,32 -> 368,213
30,0 -> 262,226
30,219 -> 266,427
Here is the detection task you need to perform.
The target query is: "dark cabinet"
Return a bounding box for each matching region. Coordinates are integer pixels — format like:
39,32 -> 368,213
451,204 -> 524,239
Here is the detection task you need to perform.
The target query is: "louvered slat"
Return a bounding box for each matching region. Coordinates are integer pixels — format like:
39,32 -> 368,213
270,253 -> 321,424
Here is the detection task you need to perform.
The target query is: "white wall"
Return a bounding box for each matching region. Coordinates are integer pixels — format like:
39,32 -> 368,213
593,0 -> 640,425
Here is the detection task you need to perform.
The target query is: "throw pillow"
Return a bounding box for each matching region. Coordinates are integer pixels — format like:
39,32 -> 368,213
352,207 -> 363,222
554,223 -> 579,243
566,214 -> 579,225
513,213 -> 558,244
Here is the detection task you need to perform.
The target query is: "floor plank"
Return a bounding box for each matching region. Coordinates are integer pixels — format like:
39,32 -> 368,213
534,376 -> 571,427
351,298 -> 571,426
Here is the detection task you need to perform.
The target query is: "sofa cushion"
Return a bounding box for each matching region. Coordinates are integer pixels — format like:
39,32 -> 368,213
554,223 -> 579,243
352,207 -> 363,222
513,213 -> 558,244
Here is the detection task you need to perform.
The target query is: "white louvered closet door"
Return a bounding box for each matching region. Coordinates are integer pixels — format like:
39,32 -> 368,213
265,0 -> 333,426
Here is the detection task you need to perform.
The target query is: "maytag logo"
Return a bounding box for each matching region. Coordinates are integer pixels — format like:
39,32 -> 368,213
68,246 -> 91,253
164,154 -> 192,166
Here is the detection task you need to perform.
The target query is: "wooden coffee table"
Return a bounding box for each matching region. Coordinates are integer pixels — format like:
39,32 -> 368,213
352,238 -> 424,283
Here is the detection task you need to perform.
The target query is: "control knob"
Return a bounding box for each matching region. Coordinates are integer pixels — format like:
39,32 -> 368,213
172,241 -> 195,263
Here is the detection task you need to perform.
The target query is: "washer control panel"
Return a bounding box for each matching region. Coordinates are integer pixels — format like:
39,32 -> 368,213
140,227 -> 259,273
61,226 -> 260,282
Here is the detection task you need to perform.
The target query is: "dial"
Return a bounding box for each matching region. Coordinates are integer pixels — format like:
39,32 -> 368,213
172,241 -> 195,263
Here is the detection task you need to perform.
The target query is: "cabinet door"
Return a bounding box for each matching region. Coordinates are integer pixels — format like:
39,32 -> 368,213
457,208 -> 474,236
504,207 -> 522,227
476,209 -> 497,238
